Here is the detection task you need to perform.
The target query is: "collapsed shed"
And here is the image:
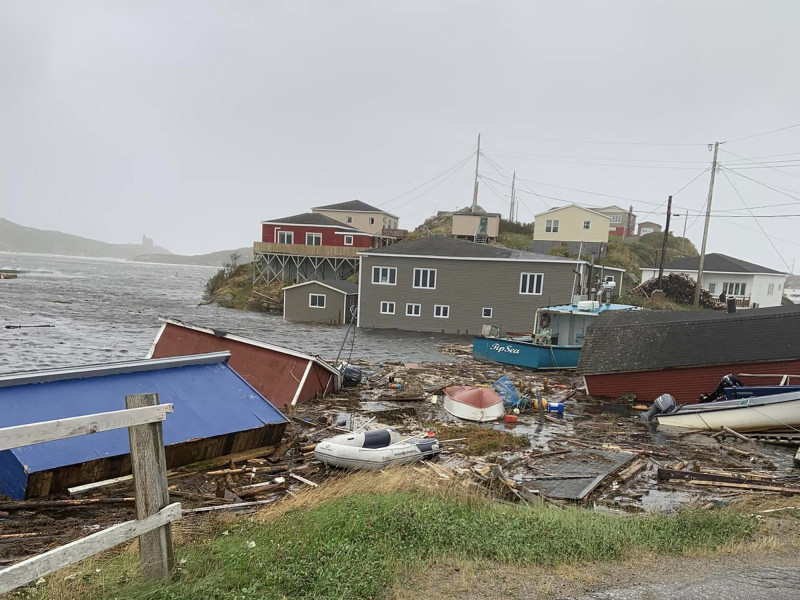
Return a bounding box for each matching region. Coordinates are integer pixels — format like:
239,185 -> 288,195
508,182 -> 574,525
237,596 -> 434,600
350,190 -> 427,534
148,319 -> 341,410
0,352 -> 288,500
578,305 -> 800,404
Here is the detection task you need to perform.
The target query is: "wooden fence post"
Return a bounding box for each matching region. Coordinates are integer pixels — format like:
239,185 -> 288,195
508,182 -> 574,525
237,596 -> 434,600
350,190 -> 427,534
126,393 -> 175,578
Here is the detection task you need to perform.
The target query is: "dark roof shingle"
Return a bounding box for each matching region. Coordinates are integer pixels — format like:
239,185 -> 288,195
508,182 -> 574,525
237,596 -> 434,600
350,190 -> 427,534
262,213 -> 361,230
577,305 -> 800,375
313,200 -> 384,213
360,235 -> 574,261
648,253 -> 784,275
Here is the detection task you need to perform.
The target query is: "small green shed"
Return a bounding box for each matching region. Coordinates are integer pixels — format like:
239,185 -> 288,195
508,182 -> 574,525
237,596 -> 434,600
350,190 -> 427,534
283,280 -> 358,325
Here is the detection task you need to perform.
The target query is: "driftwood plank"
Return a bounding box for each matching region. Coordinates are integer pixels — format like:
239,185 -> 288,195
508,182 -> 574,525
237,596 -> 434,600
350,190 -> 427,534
0,502 -> 181,595
0,405 -> 174,451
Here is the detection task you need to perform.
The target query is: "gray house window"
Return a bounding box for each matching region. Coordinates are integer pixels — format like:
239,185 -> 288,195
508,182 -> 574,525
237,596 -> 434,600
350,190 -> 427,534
413,268 -> 437,289
768,283 -> 775,295
708,283 -> 716,294
309,294 -> 326,308
545,219 -> 559,233
346,216 -> 353,223
277,230 -> 293,244
482,307 -> 493,318
369,217 -> 375,225
520,273 -> 544,295
306,232 -> 322,246
372,266 -> 397,285
406,303 -> 421,317
583,220 -> 591,229
433,305 -> 450,318
610,214 -> 622,223
343,235 -> 354,246
380,301 -> 396,315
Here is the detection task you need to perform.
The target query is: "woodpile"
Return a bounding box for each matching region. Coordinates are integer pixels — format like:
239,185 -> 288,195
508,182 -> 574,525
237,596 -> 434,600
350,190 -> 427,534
630,273 -> 722,308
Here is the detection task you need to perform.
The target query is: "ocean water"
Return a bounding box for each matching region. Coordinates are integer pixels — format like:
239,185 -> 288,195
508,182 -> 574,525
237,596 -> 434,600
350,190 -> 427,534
0,252 -> 464,373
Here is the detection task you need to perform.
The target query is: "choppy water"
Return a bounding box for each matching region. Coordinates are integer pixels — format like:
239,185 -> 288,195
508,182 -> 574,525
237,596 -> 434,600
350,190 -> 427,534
0,252 -> 464,373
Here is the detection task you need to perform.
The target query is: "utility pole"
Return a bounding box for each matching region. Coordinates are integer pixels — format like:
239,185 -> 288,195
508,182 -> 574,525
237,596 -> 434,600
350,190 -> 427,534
693,141 -> 720,307
509,171 -> 516,221
657,195 -> 673,287
471,134 -> 481,212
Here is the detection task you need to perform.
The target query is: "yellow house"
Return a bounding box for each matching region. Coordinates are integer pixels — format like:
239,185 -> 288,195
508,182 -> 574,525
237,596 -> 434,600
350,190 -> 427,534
312,200 -> 400,238
531,205 -> 610,257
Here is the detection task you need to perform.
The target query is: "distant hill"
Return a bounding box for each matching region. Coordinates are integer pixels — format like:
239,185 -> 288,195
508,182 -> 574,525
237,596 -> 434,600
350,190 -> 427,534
0,218 -> 172,259
130,247 -> 254,267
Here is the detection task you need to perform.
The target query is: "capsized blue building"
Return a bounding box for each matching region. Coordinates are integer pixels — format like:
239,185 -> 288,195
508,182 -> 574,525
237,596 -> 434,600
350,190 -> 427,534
0,352 -> 288,500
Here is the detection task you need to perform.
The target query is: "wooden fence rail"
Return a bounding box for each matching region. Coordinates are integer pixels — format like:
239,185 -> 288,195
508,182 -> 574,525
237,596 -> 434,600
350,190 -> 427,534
0,393 -> 179,594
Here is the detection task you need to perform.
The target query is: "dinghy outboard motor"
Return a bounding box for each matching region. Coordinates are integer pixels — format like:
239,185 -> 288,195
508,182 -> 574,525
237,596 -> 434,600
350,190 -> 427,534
340,363 -> 363,387
641,393 -> 677,421
699,374 -> 742,403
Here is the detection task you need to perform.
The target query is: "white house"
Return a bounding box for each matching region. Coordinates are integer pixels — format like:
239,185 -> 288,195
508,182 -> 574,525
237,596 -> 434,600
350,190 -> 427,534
640,253 -> 787,308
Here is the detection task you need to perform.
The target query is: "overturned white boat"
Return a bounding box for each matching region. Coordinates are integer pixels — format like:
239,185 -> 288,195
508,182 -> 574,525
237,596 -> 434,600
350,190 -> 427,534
314,428 -> 442,470
443,385 -> 505,422
645,391 -> 800,432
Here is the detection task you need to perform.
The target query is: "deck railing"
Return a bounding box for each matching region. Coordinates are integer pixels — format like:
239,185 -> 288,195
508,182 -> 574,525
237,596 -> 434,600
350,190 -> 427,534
381,228 -> 408,239
253,241 -> 360,258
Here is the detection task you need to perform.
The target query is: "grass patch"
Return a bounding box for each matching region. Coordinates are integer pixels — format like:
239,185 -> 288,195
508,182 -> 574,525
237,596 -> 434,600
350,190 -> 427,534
30,470 -> 758,600
430,425 -> 530,455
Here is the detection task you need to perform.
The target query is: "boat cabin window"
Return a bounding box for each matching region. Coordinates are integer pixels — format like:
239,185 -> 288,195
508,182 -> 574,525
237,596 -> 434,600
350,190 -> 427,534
519,273 -> 544,295
406,303 -> 421,317
277,230 -> 294,244
482,307 -> 493,318
413,268 -> 437,289
434,305 -> 450,318
309,294 -> 326,308
380,301 -> 396,315
372,266 -> 397,285
306,232 -> 322,246
545,219 -> 559,233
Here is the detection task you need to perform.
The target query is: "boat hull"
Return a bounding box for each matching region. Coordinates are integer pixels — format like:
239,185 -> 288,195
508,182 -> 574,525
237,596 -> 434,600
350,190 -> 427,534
657,392 -> 800,432
442,393 -> 505,422
472,336 -> 581,370
314,439 -> 441,470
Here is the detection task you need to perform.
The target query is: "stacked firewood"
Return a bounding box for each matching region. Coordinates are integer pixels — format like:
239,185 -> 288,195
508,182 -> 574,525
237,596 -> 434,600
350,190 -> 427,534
630,273 -> 722,309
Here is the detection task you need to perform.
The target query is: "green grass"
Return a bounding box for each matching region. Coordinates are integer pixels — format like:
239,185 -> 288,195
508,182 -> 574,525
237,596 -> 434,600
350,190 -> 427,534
32,480 -> 758,600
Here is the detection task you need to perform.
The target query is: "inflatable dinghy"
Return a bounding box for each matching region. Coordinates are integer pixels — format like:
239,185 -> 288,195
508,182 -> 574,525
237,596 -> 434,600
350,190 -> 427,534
314,428 -> 442,470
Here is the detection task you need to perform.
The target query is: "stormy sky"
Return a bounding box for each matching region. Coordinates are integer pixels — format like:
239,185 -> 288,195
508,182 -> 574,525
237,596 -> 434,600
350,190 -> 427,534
2,1 -> 800,271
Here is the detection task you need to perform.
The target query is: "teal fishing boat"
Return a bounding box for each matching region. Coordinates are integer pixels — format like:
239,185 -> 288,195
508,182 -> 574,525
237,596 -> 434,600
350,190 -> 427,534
472,301 -> 640,370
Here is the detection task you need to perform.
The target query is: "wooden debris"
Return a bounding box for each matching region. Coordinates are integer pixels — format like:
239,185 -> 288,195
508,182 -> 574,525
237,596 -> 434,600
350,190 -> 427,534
288,473 -> 319,488
236,482 -> 286,499
0,498 -> 134,511
617,459 -> 646,483
176,445 -> 277,473
658,467 -> 775,486
687,481 -> 800,494
68,475 -> 133,496
721,426 -> 752,442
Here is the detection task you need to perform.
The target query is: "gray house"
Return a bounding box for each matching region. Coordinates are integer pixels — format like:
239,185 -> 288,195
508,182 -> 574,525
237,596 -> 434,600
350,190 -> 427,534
357,236 -> 622,335
283,280 -> 358,325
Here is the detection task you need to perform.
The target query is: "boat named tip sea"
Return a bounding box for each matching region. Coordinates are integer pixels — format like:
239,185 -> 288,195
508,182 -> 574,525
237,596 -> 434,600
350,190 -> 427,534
472,301 -> 640,370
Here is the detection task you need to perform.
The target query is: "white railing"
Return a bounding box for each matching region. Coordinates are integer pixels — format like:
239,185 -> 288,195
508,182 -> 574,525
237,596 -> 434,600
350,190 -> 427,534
0,394 -> 180,594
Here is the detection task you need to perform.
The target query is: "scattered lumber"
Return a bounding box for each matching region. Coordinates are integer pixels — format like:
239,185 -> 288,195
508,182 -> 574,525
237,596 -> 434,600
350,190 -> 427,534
658,467 -> 775,486
176,445 -> 277,473
0,498 -> 134,511
721,426 -> 752,442
236,482 -> 286,499
687,481 -> 800,495
288,473 -> 318,488
618,459 -> 646,483
68,475 -> 133,496
182,499 -> 279,515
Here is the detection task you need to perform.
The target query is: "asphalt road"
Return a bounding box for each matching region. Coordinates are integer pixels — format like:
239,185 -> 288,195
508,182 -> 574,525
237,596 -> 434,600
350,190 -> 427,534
566,566 -> 800,600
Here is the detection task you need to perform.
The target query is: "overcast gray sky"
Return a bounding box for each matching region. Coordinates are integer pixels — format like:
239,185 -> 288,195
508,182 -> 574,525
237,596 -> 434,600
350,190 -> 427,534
2,1 -> 800,271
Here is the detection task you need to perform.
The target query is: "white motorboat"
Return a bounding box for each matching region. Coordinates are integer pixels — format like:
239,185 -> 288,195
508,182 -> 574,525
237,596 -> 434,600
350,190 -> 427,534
647,390 -> 800,432
314,428 -> 442,470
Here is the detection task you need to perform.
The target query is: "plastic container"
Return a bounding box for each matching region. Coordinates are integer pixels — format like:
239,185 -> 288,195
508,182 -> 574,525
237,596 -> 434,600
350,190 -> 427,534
504,414 -> 519,423
546,402 -> 565,414
388,383 -> 403,390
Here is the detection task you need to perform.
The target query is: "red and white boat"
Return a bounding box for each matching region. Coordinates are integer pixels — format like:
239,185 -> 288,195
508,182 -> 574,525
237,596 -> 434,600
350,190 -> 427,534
443,386 -> 505,422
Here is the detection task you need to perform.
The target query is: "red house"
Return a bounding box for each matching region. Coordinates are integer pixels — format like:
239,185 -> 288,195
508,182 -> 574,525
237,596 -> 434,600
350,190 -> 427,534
260,212 -> 380,249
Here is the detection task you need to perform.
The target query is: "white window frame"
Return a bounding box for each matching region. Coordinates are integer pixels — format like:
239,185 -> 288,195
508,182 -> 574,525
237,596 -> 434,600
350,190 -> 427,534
482,307 -> 493,318
372,266 -> 397,286
380,301 -> 396,315
520,273 -> 544,295
405,303 -> 421,317
768,283 -> 775,295
306,232 -> 322,246
545,219 -> 559,233
708,282 -> 716,294
610,214 -> 622,224
413,268 -> 437,289
343,235 -> 354,246
309,293 -> 326,308
433,305 -> 450,319
583,220 -> 591,230
277,230 -> 294,244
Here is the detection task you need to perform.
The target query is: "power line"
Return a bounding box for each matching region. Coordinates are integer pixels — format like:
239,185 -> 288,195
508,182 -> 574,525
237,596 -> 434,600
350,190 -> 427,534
725,122 -> 800,144
720,148 -> 800,181
384,155 -> 474,212
720,169 -> 793,272
485,132 -> 707,147
721,167 -> 800,204
375,150 -> 475,208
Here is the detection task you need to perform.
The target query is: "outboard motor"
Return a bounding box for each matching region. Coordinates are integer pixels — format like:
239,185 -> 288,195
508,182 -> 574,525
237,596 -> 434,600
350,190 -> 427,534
340,363 -> 362,387
699,374 -> 743,403
641,393 -> 677,421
